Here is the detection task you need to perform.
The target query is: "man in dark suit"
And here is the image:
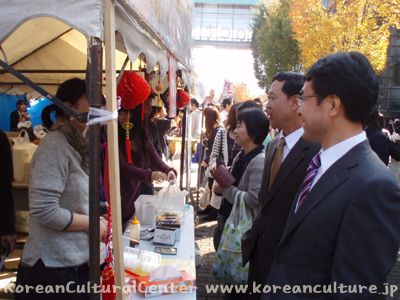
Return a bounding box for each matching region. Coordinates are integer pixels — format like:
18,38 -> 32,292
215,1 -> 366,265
10,99 -> 29,131
241,72 -> 320,300
262,52 -> 400,299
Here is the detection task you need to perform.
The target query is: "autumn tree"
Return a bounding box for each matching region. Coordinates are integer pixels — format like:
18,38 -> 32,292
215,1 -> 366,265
251,0 -> 302,88
290,0 -> 400,74
233,82 -> 251,102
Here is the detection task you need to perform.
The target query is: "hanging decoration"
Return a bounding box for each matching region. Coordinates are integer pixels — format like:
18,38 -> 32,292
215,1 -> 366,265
101,143 -> 116,300
176,89 -> 190,108
117,71 -> 151,164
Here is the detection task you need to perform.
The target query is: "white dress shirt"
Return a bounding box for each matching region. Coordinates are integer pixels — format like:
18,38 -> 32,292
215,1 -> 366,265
311,131 -> 366,189
220,110 -> 228,124
278,127 -> 304,162
294,131 -> 366,212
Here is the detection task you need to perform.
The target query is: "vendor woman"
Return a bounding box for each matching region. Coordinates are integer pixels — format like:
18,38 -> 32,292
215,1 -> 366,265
15,78 -> 107,300
118,103 -> 177,231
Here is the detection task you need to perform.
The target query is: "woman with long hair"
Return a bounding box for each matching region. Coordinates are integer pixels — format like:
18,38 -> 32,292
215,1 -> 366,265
16,78 -> 107,300
198,106 -> 225,216
118,104 -> 177,230
202,102 -> 243,221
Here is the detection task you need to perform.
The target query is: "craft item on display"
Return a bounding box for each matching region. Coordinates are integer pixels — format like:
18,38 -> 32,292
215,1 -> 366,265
117,71 -> 151,164
176,89 -> 190,108
154,227 -> 176,245
156,213 -> 181,241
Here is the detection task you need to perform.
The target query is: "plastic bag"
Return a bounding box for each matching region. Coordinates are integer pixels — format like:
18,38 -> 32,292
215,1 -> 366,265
157,183 -> 188,222
198,183 -> 210,210
212,192 -> 252,285
13,130 -> 37,183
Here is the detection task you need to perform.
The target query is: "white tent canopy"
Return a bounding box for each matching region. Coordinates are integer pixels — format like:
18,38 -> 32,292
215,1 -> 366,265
0,0 -> 180,95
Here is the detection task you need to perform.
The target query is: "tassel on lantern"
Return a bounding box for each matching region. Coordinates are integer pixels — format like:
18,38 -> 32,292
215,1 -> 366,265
125,129 -> 133,164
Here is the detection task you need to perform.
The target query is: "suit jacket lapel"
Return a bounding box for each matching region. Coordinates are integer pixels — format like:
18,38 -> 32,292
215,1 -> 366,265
262,137 -> 279,192
262,138 -> 309,210
280,140 -> 370,243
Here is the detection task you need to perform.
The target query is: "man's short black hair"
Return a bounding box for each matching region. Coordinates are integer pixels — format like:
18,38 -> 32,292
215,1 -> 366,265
222,98 -> 232,109
190,98 -> 199,108
305,52 -> 379,125
237,108 -> 269,145
271,72 -> 305,98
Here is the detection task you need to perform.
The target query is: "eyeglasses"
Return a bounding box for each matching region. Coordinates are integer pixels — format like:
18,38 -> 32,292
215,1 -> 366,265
296,94 -> 329,106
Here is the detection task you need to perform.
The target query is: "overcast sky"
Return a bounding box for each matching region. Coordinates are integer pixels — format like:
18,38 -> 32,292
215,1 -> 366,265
193,47 -> 265,101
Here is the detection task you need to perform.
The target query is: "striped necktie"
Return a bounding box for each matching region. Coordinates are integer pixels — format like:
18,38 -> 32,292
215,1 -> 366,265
295,153 -> 321,213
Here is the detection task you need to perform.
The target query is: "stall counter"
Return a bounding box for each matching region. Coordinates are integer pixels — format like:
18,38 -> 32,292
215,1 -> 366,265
123,206 -> 197,299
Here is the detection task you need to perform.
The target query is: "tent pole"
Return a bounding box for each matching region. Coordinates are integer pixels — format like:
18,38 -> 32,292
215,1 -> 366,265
104,0 -> 126,299
180,107 -> 187,191
88,37 -> 103,300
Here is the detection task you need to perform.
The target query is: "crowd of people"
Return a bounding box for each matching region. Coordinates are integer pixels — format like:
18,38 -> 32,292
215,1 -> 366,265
1,51 -> 400,300
195,52 -> 400,300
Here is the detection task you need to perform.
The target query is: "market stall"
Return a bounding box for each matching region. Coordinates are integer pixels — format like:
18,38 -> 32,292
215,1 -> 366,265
0,1 -> 199,299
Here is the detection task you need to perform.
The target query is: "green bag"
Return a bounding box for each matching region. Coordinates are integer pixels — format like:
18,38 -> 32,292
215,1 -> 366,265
212,192 -> 252,285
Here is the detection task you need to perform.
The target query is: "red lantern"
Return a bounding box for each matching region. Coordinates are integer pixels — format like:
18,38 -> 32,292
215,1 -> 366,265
177,89 -> 190,108
117,72 -> 150,164
117,71 -> 150,109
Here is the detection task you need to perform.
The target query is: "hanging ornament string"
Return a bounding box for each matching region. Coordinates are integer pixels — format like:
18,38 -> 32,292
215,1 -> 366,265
101,143 -> 116,300
123,109 -> 134,164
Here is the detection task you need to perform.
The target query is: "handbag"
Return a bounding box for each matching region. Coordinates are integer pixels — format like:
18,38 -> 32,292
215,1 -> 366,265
211,165 -> 236,188
212,192 -> 252,285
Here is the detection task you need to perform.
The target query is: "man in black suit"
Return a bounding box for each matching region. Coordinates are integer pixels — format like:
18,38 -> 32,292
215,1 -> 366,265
241,72 -> 320,300
10,99 -> 29,131
262,52 -> 400,299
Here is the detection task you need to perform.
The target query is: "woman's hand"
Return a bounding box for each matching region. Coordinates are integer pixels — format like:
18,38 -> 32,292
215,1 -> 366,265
151,171 -> 168,182
1,234 -> 17,255
168,171 -> 177,184
213,182 -> 224,194
100,217 -> 108,243
201,161 -> 208,167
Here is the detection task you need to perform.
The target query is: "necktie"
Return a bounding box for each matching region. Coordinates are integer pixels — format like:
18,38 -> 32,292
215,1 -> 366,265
269,138 -> 286,191
295,153 -> 321,213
